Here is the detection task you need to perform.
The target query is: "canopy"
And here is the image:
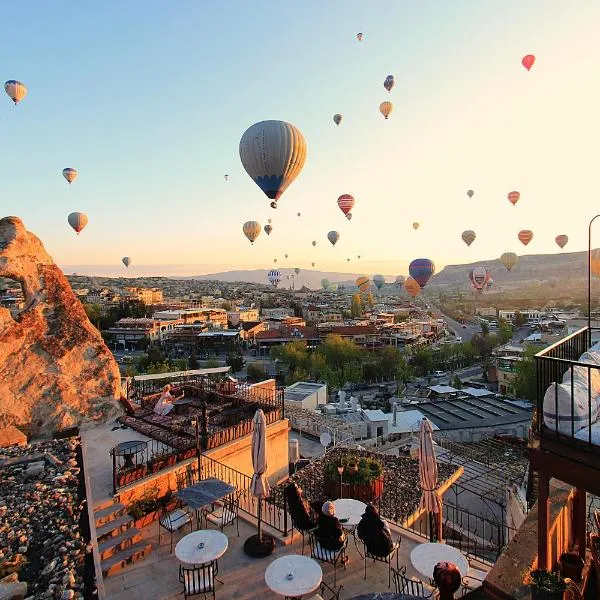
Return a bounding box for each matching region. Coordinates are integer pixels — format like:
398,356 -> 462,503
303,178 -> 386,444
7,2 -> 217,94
418,417 -> 443,541
251,409 -> 270,541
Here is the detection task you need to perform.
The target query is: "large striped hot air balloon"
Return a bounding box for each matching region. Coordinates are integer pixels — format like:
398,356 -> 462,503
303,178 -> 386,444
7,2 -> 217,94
470,266 -> 488,291
518,230 -> 533,246
242,220 -> 261,244
4,80 -> 27,104
462,230 -> 476,247
555,234 -> 568,249
239,120 -> 307,204
500,252 -> 518,271
356,276 -> 370,293
373,274 -> 385,290
62,168 -> 78,185
409,258 -> 435,288
404,276 -> 421,298
67,212 -> 88,235
508,191 -> 520,206
268,270 -> 281,287
379,101 -> 393,120
337,194 -> 354,216
327,231 -> 340,246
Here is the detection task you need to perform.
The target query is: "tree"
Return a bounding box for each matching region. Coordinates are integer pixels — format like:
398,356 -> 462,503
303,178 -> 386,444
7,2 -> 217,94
451,374 -> 462,389
189,351 -> 199,370
226,353 -> 245,373
513,346 -> 538,401
147,344 -> 165,365
247,362 -> 267,382
351,294 -> 363,318
513,311 -> 526,328
480,321 -> 490,336
379,346 -> 402,380
394,311 -> 409,323
410,347 -> 433,376
317,335 -> 362,371
83,303 -> 102,328
271,341 -> 309,373
498,321 -> 513,345
205,358 -> 221,369
221,301 -> 233,311
365,292 -> 375,309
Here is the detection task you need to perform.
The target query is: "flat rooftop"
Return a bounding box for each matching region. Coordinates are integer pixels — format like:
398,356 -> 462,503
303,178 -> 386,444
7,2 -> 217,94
284,381 -> 326,401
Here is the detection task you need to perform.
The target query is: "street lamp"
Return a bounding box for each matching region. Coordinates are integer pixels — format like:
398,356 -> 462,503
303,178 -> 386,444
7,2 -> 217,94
337,465 -> 344,499
588,215 -> 600,345
189,402 -> 208,480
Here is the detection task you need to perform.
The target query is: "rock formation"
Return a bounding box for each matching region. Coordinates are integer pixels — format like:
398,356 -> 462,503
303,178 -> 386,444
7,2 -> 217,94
0,217 -> 120,435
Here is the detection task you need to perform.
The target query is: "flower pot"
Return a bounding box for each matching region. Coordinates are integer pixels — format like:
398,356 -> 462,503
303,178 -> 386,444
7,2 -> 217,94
117,465 -> 148,487
558,552 -> 584,582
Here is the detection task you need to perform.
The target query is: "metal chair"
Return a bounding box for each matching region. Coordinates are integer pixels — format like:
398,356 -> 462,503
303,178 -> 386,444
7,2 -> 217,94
461,567 -> 488,595
361,536 -> 401,587
286,580 -> 344,600
205,492 -> 240,536
180,563 -> 216,599
308,531 -> 348,587
158,503 -> 193,553
392,566 -> 434,598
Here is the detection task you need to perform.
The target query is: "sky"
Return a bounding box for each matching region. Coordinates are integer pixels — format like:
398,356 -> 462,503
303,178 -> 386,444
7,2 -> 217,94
1,1 -> 600,280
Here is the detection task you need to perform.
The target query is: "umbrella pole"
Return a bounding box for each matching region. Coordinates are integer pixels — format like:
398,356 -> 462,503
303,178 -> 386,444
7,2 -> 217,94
258,499 -> 262,542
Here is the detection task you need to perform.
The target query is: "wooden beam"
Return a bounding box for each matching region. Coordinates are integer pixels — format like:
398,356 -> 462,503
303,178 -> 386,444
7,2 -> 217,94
574,487 -> 587,560
538,472 -> 550,571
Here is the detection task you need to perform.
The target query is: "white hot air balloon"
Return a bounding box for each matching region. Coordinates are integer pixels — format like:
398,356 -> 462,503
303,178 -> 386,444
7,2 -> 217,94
267,270 -> 281,287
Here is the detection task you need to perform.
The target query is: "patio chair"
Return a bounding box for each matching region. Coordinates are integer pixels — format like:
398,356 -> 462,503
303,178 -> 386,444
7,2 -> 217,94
301,581 -> 344,600
392,566 -> 434,598
361,536 -> 401,587
308,531 -> 348,587
205,492 -> 240,536
461,567 -> 488,594
180,563 -> 216,599
158,504 -> 193,553
594,510 -> 600,534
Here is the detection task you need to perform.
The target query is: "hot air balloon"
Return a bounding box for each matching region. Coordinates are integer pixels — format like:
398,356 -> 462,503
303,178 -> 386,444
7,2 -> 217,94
486,277 -> 494,289
122,257 -> 131,268
592,249 -> 600,278
264,224 -> 272,235
4,80 -> 27,105
346,213 -> 352,221
330,283 -> 338,292
412,222 -> 419,230
337,194 -> 354,216
239,120 -> 307,202
268,270 -> 281,287
268,218 -> 272,224
409,258 -> 435,288
508,191 -> 520,206
470,266 -> 488,291
373,274 -> 385,290
462,230 -> 476,247
333,114 -> 342,126
518,230 -> 533,246
297,212 -> 301,217
270,201 -> 277,209
312,240 -> 316,247
404,277 -> 421,298
311,262 -> 315,267
328,231 -> 340,246
62,168 -> 78,185
467,190 -> 474,199
67,212 -> 88,235
522,54 -> 535,71
356,276 -> 370,293
395,275 -> 405,286
555,234 -> 568,249
224,174 -> 229,181
285,253 -> 288,259
347,258 -> 350,262
321,278 -> 330,290
274,258 -> 278,263
384,75 -> 395,92
357,255 -> 361,259
379,101 -> 393,120
500,252 -> 518,271
294,268 -> 300,275
357,33 -> 363,42
242,221 -> 261,244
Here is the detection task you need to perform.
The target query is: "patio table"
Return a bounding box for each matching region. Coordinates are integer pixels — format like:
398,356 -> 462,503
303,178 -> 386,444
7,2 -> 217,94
176,477 -> 236,510
333,498 -> 366,556
175,530 -> 228,566
265,554 -> 322,599
410,542 -> 469,580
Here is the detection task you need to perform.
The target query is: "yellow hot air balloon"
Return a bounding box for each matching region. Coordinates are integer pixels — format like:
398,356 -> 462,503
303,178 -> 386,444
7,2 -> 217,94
412,222 -> 419,230
500,252 -> 518,271
242,220 -> 261,244
462,230 -> 476,247
356,276 -> 370,293
379,101 -> 393,120
591,249 -> 600,277
4,80 -> 27,105
404,276 -> 421,298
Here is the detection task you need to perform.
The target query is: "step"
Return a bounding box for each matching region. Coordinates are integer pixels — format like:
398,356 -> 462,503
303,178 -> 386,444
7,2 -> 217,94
98,527 -> 142,561
96,514 -> 134,542
101,541 -> 153,578
93,497 -> 122,513
94,502 -> 127,528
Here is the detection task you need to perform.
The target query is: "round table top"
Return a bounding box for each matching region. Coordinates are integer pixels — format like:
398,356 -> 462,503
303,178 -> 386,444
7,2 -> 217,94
114,440 -> 147,456
333,498 -> 367,527
175,530 -> 228,566
410,542 -> 469,579
265,554 -> 322,597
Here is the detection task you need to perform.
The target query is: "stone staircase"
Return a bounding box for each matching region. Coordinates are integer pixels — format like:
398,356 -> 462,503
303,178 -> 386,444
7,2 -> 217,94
93,501 -> 152,578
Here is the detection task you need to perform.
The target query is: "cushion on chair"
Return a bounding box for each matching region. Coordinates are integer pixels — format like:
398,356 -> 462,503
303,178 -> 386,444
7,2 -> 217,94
160,509 -> 191,531
463,567 -> 488,589
314,541 -> 341,561
183,566 -> 214,594
574,421 -> 600,444
206,510 -> 235,527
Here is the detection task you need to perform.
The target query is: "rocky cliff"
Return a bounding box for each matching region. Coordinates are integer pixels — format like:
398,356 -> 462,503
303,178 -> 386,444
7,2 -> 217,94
0,217 -> 120,435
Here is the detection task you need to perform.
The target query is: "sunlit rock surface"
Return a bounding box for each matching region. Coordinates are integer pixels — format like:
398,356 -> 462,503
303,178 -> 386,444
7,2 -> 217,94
0,217 -> 120,435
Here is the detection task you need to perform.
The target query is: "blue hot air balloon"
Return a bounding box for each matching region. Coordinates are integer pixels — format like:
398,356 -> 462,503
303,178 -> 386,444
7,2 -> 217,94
409,258 -> 435,288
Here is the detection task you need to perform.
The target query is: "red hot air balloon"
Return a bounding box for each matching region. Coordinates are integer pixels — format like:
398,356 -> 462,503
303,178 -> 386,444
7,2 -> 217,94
518,229 -> 534,246
337,194 -> 355,216
522,54 -> 535,71
508,191 -> 520,206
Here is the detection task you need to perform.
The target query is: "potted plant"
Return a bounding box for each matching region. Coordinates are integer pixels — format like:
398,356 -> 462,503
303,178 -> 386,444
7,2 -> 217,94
117,463 -> 147,487
323,454 -> 384,502
558,552 -> 584,582
529,569 -> 567,600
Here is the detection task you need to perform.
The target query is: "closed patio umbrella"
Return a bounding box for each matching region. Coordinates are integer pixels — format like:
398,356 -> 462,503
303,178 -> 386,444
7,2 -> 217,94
244,409 -> 275,556
419,417 -> 443,541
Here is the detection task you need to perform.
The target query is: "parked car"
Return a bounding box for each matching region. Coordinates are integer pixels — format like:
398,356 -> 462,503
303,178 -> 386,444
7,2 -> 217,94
432,370 -> 446,378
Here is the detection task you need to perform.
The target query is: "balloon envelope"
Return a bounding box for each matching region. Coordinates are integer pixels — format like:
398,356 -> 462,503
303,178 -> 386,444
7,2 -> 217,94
409,258 -> 435,288
122,257 -> 131,267
321,278 -> 330,290
67,212 -> 88,234
395,275 -> 405,286
379,101 -> 393,119
592,249 -> 600,278
268,270 -> 281,287
356,276 -> 370,293
462,230 -> 476,247
337,194 -> 354,215
467,190 -> 474,198
264,224 -> 272,235
404,277 -> 421,298
333,114 -> 342,126
518,230 -> 533,246
62,168 -> 78,184
508,191 -> 520,206
384,75 -> 395,92
373,274 -> 385,290
470,266 -> 488,291
4,80 -> 27,104
239,120 -> 307,201
522,54 -> 535,71
412,222 -> 419,230
312,240 -> 317,247
294,268 -> 300,275
327,231 -> 340,246
357,33 -> 363,41
500,252 -> 518,271
555,234 -> 568,249
243,221 -> 261,244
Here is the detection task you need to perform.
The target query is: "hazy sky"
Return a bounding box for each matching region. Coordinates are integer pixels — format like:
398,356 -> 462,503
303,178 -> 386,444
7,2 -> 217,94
1,1 -> 599,279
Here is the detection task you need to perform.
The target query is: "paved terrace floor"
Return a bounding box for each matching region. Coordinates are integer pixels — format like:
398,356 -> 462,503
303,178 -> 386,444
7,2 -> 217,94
104,516 -> 489,600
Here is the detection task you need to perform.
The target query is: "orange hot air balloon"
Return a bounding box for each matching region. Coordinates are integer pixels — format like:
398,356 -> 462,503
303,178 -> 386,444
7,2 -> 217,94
404,276 -> 421,298
522,54 -> 535,71
591,249 -> 600,278
555,234 -> 568,249
508,191 -> 520,206
518,229 -> 533,246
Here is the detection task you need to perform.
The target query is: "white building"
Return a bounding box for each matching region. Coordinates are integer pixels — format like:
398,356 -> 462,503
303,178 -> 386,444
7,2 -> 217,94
284,382 -> 327,411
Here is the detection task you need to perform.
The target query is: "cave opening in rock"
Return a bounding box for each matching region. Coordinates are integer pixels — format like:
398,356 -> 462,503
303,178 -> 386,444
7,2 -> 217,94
0,276 -> 26,319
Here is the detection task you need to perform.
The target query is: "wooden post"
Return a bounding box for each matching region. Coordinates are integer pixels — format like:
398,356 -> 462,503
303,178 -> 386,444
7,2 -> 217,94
538,472 -> 550,571
574,487 -> 587,560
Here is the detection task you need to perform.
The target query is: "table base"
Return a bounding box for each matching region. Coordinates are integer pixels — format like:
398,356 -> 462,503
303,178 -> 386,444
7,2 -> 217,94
243,533 -> 275,557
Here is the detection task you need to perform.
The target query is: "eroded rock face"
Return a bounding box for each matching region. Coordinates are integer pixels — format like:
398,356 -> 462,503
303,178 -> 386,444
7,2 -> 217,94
0,217 -> 120,435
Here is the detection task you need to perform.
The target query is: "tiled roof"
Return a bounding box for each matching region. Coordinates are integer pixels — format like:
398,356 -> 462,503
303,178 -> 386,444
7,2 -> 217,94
256,326 -> 320,340
322,325 -> 378,336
